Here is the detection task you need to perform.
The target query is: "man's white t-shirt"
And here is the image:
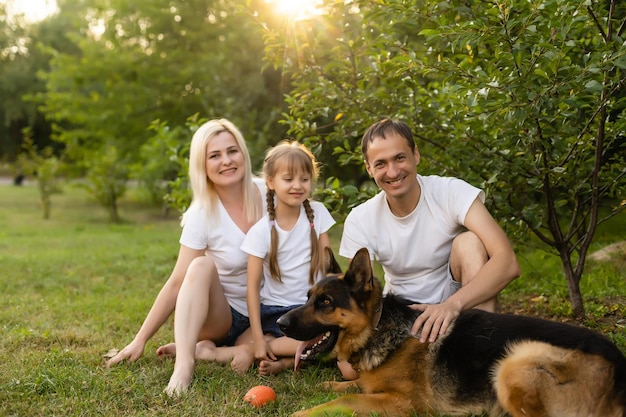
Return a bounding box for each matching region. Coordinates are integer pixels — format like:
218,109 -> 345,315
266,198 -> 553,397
339,175 -> 483,304
179,177 -> 266,316
241,201 -> 335,307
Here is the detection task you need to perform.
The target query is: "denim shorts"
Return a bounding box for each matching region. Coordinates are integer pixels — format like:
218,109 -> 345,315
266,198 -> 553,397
260,304 -> 301,338
441,265 -> 462,301
220,307 -> 250,346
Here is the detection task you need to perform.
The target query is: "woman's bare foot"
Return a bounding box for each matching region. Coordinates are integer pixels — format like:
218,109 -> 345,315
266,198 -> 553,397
194,340 -> 218,361
156,342 -> 176,358
259,357 -> 294,376
164,358 -> 194,397
230,344 -> 255,375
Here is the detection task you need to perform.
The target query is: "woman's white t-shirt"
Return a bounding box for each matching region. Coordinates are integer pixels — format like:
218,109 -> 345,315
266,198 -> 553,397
339,175 -> 483,304
241,201 -> 335,306
179,177 -> 266,316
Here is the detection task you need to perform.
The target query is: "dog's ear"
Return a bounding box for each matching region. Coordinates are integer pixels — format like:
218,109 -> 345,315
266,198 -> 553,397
323,247 -> 342,275
345,247 -> 376,294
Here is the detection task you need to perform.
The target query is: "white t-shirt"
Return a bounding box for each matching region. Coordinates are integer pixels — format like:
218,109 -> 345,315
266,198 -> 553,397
339,175 -> 483,304
179,177 -> 266,316
241,201 -> 336,306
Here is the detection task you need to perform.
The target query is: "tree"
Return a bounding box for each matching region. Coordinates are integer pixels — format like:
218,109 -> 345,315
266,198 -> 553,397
0,3 -> 40,162
0,1 -> 77,166
419,0 -> 626,318
37,0 -> 286,219
261,0 -> 626,317
16,129 -> 62,219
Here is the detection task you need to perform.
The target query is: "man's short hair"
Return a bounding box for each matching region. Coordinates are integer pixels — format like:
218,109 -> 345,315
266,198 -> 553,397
361,119 -> 416,161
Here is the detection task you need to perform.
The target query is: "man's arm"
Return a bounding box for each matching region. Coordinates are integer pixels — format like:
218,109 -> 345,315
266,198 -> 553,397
411,198 -> 521,342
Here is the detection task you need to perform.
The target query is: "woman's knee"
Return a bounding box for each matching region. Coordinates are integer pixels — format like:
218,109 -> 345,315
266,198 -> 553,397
185,256 -> 218,284
181,256 -> 219,291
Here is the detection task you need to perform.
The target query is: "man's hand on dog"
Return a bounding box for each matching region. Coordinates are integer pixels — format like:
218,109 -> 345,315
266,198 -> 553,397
409,303 -> 460,343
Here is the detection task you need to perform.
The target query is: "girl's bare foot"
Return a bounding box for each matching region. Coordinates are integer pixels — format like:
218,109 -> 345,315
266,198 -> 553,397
156,343 -> 176,358
164,358 -> 194,397
259,358 -> 294,376
195,342 -> 254,375
230,344 -> 255,375
338,360 -> 359,380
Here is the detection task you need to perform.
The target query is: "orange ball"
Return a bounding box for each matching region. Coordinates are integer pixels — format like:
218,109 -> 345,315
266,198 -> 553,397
243,385 -> 277,407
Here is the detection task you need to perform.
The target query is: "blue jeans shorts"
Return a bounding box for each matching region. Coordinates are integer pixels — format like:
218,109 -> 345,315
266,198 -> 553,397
260,304 -> 301,338
441,264 -> 462,301
220,306 -> 250,346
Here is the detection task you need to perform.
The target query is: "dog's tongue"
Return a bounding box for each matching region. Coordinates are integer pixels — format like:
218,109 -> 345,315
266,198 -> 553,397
294,341 -> 307,371
294,335 -> 325,371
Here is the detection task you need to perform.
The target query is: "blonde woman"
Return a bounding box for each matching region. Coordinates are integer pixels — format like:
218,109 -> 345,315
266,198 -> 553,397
106,119 -> 265,395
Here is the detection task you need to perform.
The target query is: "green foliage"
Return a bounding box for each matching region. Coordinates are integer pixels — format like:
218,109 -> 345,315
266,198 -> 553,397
131,119 -> 188,211
314,177 -> 377,224
150,114 -> 206,214
260,0 -> 626,317
0,4 -> 38,159
28,0 -> 287,219
16,129 -> 62,219
415,0 -> 626,316
0,1 -> 76,163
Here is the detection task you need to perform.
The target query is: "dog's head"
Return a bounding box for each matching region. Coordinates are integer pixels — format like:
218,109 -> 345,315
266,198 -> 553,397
277,247 -> 383,369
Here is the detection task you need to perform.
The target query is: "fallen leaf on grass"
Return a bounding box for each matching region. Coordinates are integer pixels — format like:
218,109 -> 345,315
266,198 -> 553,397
102,348 -> 119,358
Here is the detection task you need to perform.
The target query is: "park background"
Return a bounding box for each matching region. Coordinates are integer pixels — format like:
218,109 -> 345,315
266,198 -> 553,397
1,0 -> 625,415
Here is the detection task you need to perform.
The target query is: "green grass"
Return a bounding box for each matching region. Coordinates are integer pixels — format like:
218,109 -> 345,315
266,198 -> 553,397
1,183 -> 624,416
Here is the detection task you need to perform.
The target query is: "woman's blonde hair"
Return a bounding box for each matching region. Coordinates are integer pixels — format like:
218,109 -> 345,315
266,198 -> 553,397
182,118 -> 261,227
263,141 -> 321,284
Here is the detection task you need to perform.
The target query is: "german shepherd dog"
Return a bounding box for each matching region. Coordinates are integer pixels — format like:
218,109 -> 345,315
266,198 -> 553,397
277,248 -> 626,417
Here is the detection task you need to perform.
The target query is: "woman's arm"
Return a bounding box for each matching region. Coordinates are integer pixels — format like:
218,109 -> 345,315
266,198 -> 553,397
106,245 -> 205,366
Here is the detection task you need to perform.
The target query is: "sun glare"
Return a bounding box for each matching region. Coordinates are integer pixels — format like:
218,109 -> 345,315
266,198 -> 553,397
267,0 -> 324,21
2,0 -> 58,23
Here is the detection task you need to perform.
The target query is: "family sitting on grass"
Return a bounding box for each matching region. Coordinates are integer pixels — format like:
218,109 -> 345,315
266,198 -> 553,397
106,118 -> 520,396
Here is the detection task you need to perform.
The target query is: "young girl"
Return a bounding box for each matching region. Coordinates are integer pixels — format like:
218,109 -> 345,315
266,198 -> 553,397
202,141 -> 335,375
243,140 -> 335,375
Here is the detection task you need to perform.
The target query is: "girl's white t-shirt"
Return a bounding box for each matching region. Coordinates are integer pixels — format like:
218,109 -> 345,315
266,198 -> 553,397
179,177 -> 266,316
339,175 -> 483,304
241,201 -> 335,306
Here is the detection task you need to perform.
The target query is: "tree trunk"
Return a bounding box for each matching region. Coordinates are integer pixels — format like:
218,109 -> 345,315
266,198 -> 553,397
559,250 -> 585,318
564,266 -> 585,319
108,193 -> 121,223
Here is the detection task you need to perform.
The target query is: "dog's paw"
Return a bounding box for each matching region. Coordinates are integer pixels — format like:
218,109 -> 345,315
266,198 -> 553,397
291,410 -> 310,417
323,380 -> 359,392
321,380 -> 336,390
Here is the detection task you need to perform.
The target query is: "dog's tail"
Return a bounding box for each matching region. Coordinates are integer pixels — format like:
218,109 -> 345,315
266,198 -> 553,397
603,344 -> 626,412
494,340 -> 625,417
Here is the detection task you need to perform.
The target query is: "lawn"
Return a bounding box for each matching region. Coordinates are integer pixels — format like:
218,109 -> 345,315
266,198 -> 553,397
1,182 -> 624,416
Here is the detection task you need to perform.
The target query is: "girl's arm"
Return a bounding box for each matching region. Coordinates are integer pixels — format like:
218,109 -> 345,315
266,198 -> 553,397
318,232 -> 330,252
246,254 -> 275,361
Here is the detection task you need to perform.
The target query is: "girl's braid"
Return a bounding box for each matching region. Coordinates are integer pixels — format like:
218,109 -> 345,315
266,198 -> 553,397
303,199 -> 321,285
266,189 -> 282,282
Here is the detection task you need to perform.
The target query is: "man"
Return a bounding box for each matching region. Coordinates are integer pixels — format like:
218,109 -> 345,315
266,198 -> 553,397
339,119 -> 521,345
